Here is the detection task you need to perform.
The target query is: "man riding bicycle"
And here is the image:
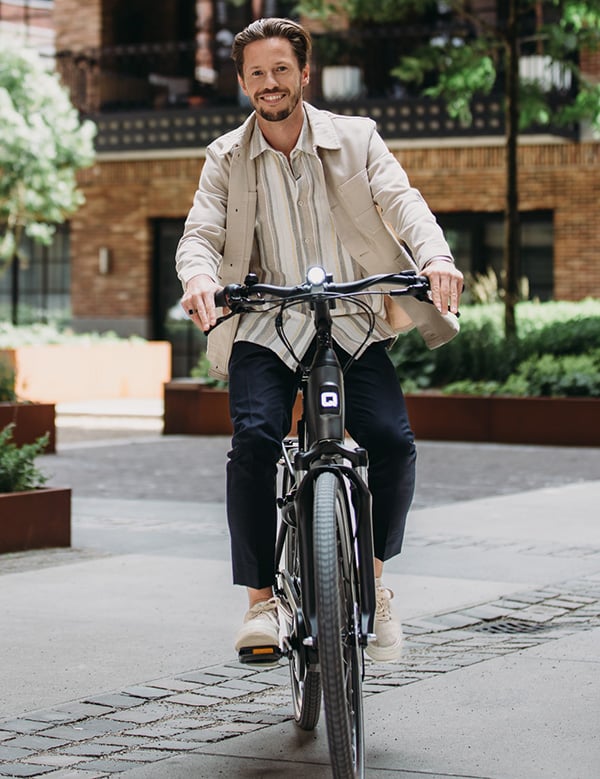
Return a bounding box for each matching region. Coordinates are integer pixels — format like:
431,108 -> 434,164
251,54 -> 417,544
176,17 -> 463,663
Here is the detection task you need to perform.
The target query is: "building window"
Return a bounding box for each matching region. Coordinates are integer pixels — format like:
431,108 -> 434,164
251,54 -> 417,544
438,211 -> 554,301
0,223 -> 70,324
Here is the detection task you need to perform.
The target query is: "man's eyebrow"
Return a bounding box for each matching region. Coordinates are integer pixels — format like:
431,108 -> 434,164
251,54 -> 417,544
245,58 -> 293,70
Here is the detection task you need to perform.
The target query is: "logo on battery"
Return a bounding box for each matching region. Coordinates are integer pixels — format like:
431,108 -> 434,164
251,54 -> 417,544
320,390 -> 339,410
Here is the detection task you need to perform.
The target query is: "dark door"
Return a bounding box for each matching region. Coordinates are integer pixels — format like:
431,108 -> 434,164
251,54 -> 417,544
152,218 -> 206,378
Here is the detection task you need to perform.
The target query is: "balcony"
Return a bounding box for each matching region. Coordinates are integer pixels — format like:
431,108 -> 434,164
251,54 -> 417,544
55,36 -> 577,154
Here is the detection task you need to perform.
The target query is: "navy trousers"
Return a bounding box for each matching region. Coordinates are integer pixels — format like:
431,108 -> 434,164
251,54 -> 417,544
226,340 -> 416,589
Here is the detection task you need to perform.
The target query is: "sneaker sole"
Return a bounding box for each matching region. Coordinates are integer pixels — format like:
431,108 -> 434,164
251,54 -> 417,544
365,639 -> 403,663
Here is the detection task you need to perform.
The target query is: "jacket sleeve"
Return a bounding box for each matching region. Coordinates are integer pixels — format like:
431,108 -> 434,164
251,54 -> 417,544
365,130 -> 454,269
175,146 -> 230,289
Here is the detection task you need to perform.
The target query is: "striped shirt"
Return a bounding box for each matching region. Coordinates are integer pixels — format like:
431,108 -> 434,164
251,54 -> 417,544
234,107 -> 395,370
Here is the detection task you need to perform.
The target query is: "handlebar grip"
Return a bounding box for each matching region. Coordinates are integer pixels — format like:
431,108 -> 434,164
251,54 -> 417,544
215,283 -> 243,308
214,288 -> 228,308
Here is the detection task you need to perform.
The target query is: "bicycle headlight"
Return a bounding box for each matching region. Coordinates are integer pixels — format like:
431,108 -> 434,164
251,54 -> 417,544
306,266 -> 327,287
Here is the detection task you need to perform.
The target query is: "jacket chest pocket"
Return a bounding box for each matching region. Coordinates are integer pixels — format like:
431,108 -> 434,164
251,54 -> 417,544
337,170 -> 384,236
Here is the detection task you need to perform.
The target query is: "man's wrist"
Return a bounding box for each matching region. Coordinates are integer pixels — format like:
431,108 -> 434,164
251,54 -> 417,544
423,255 -> 454,268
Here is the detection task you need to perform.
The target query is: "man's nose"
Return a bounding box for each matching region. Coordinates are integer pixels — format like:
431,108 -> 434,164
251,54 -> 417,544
264,70 -> 279,88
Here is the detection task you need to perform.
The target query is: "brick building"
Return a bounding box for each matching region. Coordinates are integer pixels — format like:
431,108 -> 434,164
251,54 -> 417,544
6,0 -> 600,376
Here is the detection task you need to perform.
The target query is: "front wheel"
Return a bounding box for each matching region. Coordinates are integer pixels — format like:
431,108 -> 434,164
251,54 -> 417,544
284,521 -> 322,730
313,471 -> 365,778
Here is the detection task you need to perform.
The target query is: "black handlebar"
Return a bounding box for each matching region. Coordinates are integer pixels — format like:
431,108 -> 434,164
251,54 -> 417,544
214,270 -> 430,310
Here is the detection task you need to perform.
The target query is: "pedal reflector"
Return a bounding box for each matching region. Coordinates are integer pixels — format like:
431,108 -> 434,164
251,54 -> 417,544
238,645 -> 281,664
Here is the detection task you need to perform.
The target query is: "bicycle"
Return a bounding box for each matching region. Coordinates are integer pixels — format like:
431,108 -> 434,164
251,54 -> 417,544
211,267 -> 431,778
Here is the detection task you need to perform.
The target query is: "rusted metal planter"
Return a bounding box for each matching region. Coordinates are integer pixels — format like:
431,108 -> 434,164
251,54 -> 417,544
0,402 -> 56,453
405,394 -> 599,447
163,381 -> 599,446
0,488 -> 71,554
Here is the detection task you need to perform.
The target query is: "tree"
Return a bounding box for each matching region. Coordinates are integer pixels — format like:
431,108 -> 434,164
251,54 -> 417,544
0,38 -> 96,323
392,0 -> 600,337
297,1 -> 600,336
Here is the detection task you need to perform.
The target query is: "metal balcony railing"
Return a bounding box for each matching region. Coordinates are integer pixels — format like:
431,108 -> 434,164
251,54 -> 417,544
55,37 -> 577,153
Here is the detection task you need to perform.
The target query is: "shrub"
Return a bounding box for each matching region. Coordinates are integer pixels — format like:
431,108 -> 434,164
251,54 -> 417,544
501,352 -> 600,397
0,424 -> 49,493
0,323 -> 145,348
389,299 -> 600,396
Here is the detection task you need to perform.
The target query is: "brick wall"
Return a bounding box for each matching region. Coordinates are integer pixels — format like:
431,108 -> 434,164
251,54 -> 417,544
71,139 -> 599,327
53,0 -> 102,51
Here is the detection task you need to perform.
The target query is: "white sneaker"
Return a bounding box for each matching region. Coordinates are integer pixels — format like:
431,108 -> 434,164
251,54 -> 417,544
365,585 -> 403,662
234,597 -> 280,654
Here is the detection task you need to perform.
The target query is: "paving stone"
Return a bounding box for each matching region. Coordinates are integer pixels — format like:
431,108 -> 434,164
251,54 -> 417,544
120,686 -> 171,700
43,772 -> 106,779
0,764 -> 56,777
165,692 -> 221,707
91,736 -> 149,748
0,720 -> 51,735
63,743 -> 125,757
119,723 -> 185,739
173,726 -> 238,743
510,604 -> 570,622
116,749 -> 174,762
69,758 -> 141,773
23,754 -> 91,768
82,693 -> 144,709
139,678 -> 200,692
460,604 -> 515,621
0,743 -> 35,760
39,721 -> 123,742
0,731 -> 13,742
3,732 -> 72,750
52,704 -> 115,719
193,685 -> 250,700
144,739 -> 203,751
217,678 -> 276,693
103,706 -> 168,725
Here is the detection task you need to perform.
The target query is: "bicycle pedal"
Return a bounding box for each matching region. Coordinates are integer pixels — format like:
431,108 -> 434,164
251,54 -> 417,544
238,645 -> 282,665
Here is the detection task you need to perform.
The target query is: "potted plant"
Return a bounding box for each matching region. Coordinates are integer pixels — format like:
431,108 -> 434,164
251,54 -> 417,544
0,424 -> 71,554
0,357 -> 56,452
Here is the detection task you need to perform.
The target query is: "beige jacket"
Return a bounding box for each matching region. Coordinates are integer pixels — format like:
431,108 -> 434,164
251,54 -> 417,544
176,103 -> 459,379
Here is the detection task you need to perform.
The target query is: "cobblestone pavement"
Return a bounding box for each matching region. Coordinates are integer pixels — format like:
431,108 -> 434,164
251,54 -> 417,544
43,433 -> 600,509
1,572 -> 599,778
4,424 -> 598,777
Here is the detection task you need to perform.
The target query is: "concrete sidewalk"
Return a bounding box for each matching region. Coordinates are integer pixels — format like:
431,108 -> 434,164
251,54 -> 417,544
1,413 -> 599,778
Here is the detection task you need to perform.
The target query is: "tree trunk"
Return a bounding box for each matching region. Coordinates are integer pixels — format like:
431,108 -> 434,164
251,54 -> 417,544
11,250 -> 19,326
504,0 -> 520,340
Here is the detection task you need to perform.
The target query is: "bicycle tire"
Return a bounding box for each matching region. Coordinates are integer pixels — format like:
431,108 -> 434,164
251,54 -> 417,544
313,471 -> 365,779
279,461 -> 321,731
284,521 -> 322,730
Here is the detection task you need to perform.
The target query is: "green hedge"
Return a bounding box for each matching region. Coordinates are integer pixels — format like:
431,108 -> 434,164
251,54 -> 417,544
390,299 -> 600,397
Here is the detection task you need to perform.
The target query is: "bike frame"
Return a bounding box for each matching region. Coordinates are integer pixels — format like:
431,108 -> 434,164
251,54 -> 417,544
273,287 -> 376,661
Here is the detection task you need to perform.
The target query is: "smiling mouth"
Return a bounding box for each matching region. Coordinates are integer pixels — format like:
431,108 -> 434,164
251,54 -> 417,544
259,92 -> 286,105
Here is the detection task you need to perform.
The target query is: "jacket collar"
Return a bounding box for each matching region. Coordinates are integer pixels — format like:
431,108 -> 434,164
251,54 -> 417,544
216,102 -> 342,156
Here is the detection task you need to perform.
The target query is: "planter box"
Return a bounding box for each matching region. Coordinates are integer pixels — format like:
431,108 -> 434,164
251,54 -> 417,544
163,381 -> 232,435
0,402 -> 56,453
405,394 -> 600,447
164,382 -> 599,446
163,380 -> 303,436
0,342 -> 171,403
0,487 -> 71,554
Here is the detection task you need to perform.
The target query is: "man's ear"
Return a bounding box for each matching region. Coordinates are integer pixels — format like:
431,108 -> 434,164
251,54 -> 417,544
238,75 -> 248,95
302,64 -> 310,87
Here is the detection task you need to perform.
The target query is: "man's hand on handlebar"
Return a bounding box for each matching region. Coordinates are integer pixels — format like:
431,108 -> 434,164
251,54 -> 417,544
421,259 -> 464,316
181,273 -> 224,332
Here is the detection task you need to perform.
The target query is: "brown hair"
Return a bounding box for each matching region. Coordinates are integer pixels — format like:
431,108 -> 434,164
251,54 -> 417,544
231,17 -> 312,77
